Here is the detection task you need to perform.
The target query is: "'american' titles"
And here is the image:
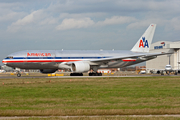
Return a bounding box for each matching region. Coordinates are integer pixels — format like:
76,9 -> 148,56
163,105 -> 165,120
27,53 -> 51,57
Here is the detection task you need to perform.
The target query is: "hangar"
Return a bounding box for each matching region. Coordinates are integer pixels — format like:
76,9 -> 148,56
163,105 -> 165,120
146,41 -> 180,70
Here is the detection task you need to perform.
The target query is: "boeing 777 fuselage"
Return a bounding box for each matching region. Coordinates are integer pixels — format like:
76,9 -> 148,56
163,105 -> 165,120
2,24 -> 171,76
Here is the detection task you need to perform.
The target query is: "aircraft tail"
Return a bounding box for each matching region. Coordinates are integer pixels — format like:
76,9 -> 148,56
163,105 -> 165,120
131,23 -> 156,53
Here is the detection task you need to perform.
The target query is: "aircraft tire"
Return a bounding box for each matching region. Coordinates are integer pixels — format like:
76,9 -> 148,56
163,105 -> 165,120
17,73 -> 21,77
89,73 -> 102,76
70,73 -> 83,76
89,73 -> 95,76
98,73 -> 102,76
92,73 -> 96,76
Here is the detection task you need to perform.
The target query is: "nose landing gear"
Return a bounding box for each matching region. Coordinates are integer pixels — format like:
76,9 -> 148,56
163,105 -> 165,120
14,68 -> 21,77
16,71 -> 21,77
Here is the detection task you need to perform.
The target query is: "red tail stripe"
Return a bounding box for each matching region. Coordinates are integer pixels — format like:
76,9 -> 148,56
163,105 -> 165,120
122,59 -> 136,62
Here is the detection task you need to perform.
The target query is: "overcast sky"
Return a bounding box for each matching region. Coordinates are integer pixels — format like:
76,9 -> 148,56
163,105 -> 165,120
0,0 -> 180,65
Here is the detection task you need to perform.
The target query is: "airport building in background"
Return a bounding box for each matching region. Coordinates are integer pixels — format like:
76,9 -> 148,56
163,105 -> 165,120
146,41 -> 180,71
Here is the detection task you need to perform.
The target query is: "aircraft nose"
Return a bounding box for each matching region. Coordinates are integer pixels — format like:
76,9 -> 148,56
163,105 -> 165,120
2,59 -> 7,65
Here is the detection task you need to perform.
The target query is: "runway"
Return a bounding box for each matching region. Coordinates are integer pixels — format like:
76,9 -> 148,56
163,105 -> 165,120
51,74 -> 180,78
0,74 -> 179,79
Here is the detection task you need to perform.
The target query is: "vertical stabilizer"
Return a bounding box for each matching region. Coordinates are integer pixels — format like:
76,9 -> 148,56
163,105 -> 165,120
131,24 -> 156,53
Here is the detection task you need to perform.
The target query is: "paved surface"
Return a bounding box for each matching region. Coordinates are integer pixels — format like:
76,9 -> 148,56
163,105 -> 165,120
51,74 -> 180,78
0,74 -> 180,79
0,76 -> 49,79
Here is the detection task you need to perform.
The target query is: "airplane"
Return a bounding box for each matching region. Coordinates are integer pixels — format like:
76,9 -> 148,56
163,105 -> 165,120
2,23 -> 172,77
149,64 -> 179,75
0,69 -> 6,73
149,55 -> 179,75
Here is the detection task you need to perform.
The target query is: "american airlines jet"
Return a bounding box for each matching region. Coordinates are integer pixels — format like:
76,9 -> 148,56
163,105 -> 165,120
2,24 -> 171,77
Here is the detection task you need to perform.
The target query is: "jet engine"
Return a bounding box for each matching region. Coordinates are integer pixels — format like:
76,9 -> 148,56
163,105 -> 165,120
157,70 -> 160,74
71,62 -> 90,73
40,69 -> 57,74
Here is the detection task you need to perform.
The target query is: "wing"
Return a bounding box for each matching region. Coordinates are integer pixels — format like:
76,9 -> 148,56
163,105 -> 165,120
90,52 -> 172,64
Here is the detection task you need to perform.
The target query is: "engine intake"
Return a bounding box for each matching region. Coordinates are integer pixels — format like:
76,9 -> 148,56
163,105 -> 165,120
72,62 -> 90,73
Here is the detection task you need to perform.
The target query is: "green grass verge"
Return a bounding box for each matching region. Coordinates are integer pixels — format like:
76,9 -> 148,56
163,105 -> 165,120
0,76 -> 180,116
7,116 -> 180,120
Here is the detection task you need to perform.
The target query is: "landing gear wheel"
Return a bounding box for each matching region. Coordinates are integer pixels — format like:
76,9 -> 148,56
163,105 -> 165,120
89,72 -> 102,76
89,73 -> 92,76
70,73 -> 83,76
17,73 -> 21,77
175,72 -> 178,75
98,73 -> 102,76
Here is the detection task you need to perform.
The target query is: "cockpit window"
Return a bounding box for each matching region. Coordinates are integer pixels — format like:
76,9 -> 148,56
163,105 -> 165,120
5,56 -> 13,59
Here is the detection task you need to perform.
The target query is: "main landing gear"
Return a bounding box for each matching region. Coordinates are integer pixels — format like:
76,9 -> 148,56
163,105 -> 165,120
89,72 -> 102,76
70,68 -> 102,76
70,72 -> 102,76
70,73 -> 83,76
88,67 -> 102,76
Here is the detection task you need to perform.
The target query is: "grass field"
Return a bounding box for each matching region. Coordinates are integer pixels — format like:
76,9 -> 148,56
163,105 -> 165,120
2,116 -> 180,120
0,76 -> 180,117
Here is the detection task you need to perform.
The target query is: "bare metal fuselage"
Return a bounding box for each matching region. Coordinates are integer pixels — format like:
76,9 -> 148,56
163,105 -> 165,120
2,50 -> 154,70
2,24 -> 159,72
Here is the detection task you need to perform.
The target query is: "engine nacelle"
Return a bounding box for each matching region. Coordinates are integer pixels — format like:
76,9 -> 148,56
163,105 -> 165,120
40,69 -> 57,74
157,70 -> 160,74
71,62 -> 90,73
